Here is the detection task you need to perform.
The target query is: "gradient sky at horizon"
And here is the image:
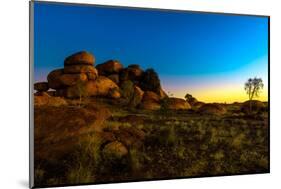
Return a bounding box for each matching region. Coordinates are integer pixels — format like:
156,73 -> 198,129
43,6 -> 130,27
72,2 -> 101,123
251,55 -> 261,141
34,2 -> 269,103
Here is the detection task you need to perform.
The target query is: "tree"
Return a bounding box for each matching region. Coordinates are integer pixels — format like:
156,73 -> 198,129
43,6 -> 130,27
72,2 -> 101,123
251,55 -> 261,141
76,80 -> 88,107
184,93 -> 197,105
140,68 -> 161,93
244,77 -> 264,112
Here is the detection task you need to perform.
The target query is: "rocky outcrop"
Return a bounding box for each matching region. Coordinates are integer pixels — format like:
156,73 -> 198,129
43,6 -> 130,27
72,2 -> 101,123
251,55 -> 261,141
198,103 -> 227,115
129,85 -> 144,108
47,69 -> 64,89
96,60 -> 123,75
46,52 -> 127,99
34,82 -> 49,92
59,73 -> 87,86
64,76 -> 120,98
102,141 -> 128,159
164,97 -> 191,110
36,51 -> 171,104
34,92 -> 67,107
64,51 -> 95,66
142,91 -> 160,103
107,74 -> 119,84
140,91 -> 161,110
192,101 -> 205,109
241,100 -> 266,113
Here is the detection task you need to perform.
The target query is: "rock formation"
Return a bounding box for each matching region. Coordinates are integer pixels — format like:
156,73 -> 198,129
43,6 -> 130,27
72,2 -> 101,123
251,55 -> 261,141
241,100 -> 266,113
34,82 -> 49,92
198,103 -> 227,115
34,50 -> 191,110
164,97 -> 191,110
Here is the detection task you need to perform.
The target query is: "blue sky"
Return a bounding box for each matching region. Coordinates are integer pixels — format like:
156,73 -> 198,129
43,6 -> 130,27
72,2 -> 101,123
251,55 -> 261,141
34,2 -> 268,102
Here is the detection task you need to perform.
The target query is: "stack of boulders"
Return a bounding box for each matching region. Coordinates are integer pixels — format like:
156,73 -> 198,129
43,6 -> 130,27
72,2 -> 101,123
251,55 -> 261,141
34,51 -> 191,110
45,51 -> 120,99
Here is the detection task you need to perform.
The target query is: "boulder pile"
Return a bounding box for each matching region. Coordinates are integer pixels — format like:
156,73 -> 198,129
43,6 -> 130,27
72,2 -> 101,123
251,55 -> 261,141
34,51 -> 191,110
45,51 -> 120,99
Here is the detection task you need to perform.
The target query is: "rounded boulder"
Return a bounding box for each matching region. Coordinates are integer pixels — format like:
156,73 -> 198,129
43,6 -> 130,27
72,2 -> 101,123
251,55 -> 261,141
198,103 -> 227,115
64,76 -> 120,98
96,60 -> 123,75
60,73 -> 87,86
64,51 -> 95,66
102,141 -> 128,159
241,100 -> 266,113
47,69 -> 64,89
34,82 -> 49,92
164,97 -> 191,110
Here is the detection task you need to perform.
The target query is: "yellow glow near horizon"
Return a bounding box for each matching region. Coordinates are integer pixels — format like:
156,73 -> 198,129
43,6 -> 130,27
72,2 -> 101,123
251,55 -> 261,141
169,84 -> 268,103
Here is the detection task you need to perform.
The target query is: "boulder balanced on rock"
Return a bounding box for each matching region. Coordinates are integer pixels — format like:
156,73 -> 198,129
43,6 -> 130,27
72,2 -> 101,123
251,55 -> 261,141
64,51 -> 95,66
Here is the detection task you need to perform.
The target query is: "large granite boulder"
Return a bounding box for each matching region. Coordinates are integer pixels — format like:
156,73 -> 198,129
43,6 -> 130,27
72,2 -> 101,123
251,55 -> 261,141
47,68 -> 64,89
241,100 -> 266,113
142,91 -> 160,103
139,102 -> 161,110
198,103 -> 227,115
96,60 -> 123,75
34,82 -> 49,92
64,76 -> 120,98
34,92 -> 67,107
119,66 -> 143,83
129,85 -> 144,107
64,51 -> 95,66
140,91 -> 161,110
59,73 -> 87,86
107,74 -> 119,84
164,97 -> 191,110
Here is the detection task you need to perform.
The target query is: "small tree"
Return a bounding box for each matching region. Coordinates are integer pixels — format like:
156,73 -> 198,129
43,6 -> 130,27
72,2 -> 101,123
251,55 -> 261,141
184,93 -> 197,105
76,80 -> 88,107
244,77 -> 264,112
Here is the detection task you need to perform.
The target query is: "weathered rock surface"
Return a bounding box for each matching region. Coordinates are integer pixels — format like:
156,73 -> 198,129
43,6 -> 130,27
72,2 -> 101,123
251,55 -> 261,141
64,51 -> 95,66
96,60 -> 123,75
241,100 -> 266,113
47,69 -> 64,89
142,91 -> 160,103
140,91 -> 161,110
107,74 -> 119,84
129,85 -> 144,108
34,82 -> 49,92
64,76 -> 120,98
164,97 -> 191,110
34,92 -> 67,107
102,141 -> 128,159
198,103 -> 227,115
119,67 -> 143,83
63,65 -> 98,75
60,73 -> 87,86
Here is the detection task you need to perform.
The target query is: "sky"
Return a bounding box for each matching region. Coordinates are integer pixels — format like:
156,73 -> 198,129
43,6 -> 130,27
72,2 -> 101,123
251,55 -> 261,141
33,2 -> 269,103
